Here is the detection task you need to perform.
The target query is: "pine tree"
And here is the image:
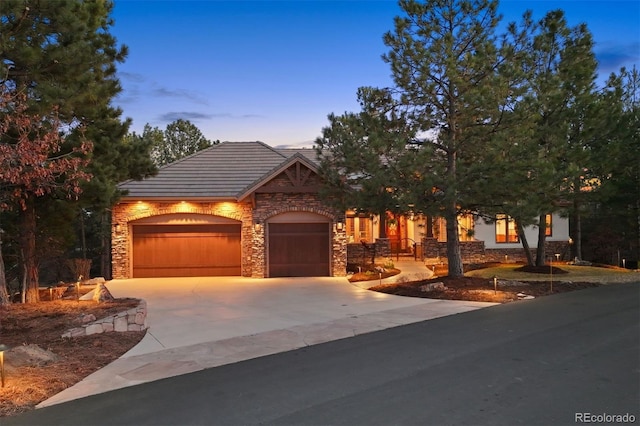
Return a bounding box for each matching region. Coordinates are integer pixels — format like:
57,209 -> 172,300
380,0 -> 528,276
151,119 -> 215,166
0,0 -> 134,300
512,10 -> 598,266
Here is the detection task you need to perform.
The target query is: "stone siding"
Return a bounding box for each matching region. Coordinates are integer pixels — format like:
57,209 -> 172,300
253,192 -> 346,277
111,201 -> 254,279
112,194 -> 348,279
422,237 -> 571,264
346,238 -> 391,268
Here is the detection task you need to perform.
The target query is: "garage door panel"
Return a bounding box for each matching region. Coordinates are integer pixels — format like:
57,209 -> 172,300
268,223 -> 330,277
133,224 -> 241,278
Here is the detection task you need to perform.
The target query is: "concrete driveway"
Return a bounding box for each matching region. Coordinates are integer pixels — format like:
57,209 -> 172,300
39,274 -> 495,407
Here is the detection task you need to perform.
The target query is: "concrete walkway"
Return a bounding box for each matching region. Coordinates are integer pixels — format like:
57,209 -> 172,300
39,260 -> 494,408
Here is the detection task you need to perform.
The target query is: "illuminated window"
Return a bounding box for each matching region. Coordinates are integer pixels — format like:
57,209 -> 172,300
458,214 -> 475,242
496,214 -> 519,243
346,217 -> 355,243
345,213 -> 372,243
545,214 -> 552,237
434,215 -> 475,242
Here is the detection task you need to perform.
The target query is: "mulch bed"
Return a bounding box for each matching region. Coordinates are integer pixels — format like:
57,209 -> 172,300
370,275 -> 601,304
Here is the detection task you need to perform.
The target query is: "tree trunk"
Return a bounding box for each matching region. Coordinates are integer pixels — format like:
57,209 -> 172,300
636,197 -> 639,266
0,228 -> 10,306
21,200 -> 40,303
516,220 -> 534,265
574,208 -> 582,261
445,204 -> 464,277
80,209 -> 87,259
378,210 -> 387,239
535,213 -> 548,266
101,210 -> 110,279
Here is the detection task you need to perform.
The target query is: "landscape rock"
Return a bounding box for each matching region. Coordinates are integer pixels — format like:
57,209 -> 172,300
93,283 -> 115,303
517,292 -> 535,300
5,344 -> 58,370
75,313 -> 96,324
496,279 -> 530,287
420,282 -> 447,292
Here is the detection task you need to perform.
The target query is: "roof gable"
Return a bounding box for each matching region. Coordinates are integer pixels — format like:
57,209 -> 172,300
118,141 -> 322,201
238,153 -> 321,200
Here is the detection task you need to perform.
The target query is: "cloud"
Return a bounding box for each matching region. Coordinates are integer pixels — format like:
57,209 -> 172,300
157,111 -> 266,123
158,112 -> 213,122
119,71 -> 146,83
273,140 -> 316,149
595,41 -> 640,74
152,87 -> 208,105
114,86 -> 141,105
209,113 -> 265,119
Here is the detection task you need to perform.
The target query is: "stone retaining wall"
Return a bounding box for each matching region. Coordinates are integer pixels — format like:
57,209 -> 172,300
62,300 -> 148,339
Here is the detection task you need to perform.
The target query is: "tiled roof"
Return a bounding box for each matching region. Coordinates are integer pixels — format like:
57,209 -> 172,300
118,141 -> 321,200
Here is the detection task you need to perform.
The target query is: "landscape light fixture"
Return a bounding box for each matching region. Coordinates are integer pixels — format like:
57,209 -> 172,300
0,344 -> 9,387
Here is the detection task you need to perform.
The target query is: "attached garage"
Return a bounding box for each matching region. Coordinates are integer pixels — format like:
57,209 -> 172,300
131,215 -> 241,278
267,213 -> 330,277
112,142 -> 347,279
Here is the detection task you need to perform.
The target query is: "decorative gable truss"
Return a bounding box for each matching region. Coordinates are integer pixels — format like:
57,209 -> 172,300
255,162 -> 320,194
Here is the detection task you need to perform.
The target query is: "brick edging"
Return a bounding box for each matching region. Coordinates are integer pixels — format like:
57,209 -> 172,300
62,300 -> 148,338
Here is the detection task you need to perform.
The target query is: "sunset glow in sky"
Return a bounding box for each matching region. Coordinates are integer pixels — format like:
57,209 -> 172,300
110,1 -> 640,148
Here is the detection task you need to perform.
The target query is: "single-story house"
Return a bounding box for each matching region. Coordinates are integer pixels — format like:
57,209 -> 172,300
111,141 -> 347,278
345,210 -> 570,265
111,141 -> 571,279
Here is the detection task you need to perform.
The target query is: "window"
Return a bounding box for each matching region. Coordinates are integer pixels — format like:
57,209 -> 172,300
434,215 -> 475,242
544,214 -> 552,237
496,214 -> 519,243
345,212 -> 372,243
458,214 -> 475,242
346,217 -> 355,243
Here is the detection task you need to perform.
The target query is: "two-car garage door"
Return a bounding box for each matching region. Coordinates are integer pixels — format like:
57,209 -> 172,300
132,220 -> 241,278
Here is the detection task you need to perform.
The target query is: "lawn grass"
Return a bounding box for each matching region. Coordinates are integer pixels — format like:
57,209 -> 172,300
465,264 -> 637,283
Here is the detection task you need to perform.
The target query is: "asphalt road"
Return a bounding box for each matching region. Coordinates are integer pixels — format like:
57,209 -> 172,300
7,282 -> 639,426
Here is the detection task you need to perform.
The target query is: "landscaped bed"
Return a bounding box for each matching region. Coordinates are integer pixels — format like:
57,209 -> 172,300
369,262 -> 636,303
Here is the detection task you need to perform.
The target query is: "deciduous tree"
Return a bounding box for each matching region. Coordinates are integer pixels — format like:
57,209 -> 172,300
0,93 -> 91,303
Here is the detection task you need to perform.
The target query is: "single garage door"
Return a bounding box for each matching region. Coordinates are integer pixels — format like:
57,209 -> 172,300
268,223 -> 330,277
132,224 -> 241,278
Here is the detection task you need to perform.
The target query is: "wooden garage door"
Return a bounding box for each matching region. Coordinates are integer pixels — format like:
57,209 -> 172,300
268,223 -> 330,277
132,224 -> 241,278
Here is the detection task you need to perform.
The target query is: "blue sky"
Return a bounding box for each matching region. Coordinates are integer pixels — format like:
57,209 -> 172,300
110,1 -> 640,148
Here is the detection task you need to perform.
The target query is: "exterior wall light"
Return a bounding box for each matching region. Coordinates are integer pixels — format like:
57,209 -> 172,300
254,222 -> 262,232
336,222 -> 344,231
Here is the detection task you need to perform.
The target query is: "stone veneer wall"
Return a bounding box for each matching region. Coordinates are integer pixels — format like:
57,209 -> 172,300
422,238 -> 571,264
253,192 -> 346,277
111,201 -> 254,279
346,239 -> 392,267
